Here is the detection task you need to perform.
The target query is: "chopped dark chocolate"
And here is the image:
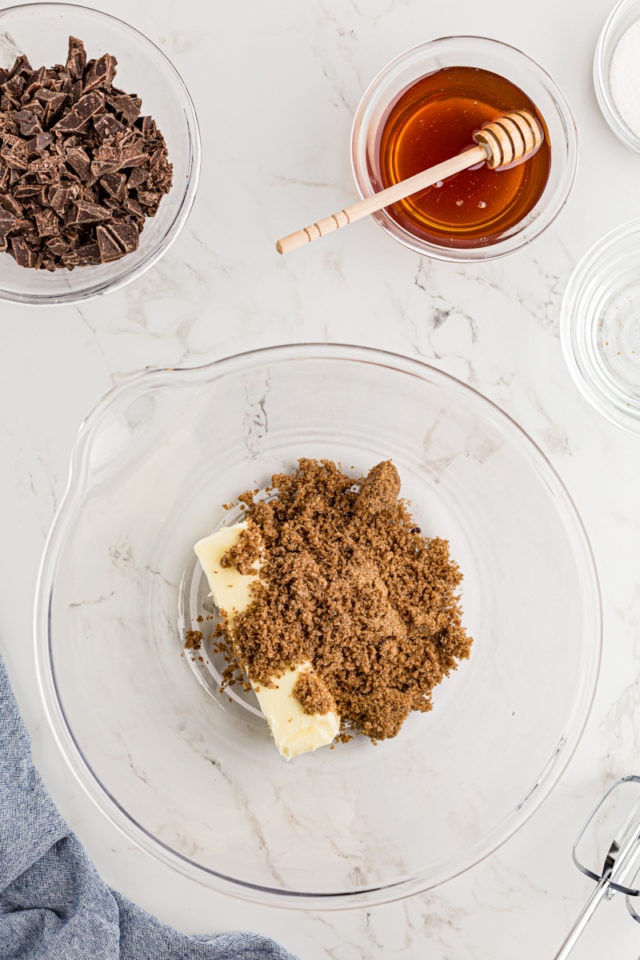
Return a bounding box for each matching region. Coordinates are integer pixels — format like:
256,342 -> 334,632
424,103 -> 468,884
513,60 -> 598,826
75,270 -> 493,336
66,199 -> 110,225
99,171 -> 127,200
13,182 -> 44,199
10,235 -> 37,267
0,35 -> 173,270
34,207 -> 61,237
107,92 -> 141,124
0,193 -> 22,217
15,109 -> 42,137
96,223 -> 123,262
93,113 -> 125,140
64,145 -> 92,180
62,239 -> 101,266
82,53 -> 117,92
66,36 -> 87,80
104,218 -> 138,253
9,55 -> 33,79
53,90 -> 105,133
0,210 -> 15,248
33,132 -> 53,153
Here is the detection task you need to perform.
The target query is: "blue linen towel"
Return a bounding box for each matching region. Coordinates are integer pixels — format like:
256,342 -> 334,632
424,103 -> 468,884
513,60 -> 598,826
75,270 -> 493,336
0,656 -> 298,960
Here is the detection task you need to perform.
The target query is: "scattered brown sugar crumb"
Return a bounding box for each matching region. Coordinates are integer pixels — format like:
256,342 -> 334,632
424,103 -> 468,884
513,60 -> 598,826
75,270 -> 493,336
220,523 -> 262,575
216,458 -> 473,742
184,629 -> 202,651
293,669 -> 337,716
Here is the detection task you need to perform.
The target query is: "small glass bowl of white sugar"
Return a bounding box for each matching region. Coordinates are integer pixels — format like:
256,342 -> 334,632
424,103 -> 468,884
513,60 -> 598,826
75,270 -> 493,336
595,0 -> 640,152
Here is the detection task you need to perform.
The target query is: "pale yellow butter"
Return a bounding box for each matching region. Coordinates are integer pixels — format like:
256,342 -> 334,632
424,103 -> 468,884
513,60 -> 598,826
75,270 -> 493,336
194,522 -> 339,759
194,522 -> 257,617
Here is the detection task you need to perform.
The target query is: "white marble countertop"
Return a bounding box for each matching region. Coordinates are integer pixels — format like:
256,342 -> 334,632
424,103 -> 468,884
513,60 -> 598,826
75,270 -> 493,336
2,0 -> 640,956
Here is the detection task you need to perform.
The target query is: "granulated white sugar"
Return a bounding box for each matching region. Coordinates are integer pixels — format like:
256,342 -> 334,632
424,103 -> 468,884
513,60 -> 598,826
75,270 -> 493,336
610,19 -> 640,137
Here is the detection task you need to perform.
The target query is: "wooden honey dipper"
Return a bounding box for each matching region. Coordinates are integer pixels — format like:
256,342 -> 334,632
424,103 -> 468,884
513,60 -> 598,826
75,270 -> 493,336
276,110 -> 544,254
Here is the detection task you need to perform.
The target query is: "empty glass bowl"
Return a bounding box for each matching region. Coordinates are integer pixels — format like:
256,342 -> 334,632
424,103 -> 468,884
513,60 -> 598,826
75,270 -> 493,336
0,3 -> 200,305
35,344 -> 601,907
351,37 -> 578,261
561,220 -> 640,433
594,0 -> 640,153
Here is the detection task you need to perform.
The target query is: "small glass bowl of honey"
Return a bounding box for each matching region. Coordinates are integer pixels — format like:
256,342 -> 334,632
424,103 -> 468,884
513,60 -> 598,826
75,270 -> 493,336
351,37 -> 577,261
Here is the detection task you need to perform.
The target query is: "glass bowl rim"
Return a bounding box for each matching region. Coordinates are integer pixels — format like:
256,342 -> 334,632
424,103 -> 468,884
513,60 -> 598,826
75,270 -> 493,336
34,342 -> 602,909
0,0 -> 201,306
560,217 -> 640,433
350,35 -> 578,262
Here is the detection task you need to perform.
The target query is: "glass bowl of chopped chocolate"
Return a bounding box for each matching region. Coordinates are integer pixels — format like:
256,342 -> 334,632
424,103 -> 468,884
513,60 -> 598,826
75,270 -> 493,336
35,343 -> 601,907
0,3 -> 200,304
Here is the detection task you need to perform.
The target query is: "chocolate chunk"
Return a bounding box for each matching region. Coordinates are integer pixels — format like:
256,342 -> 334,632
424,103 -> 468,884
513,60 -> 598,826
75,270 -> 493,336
10,216 -> 36,240
126,166 -> 147,190
89,157 -> 120,177
107,91 -> 141,124
34,89 -> 68,128
64,145 -> 91,179
96,223 -> 123,262
121,197 -> 145,223
6,75 -> 26,99
0,211 -> 16,246
66,199 -> 111,225
1,93 -> 19,112
47,184 -> 74,216
0,36 -> 172,271
33,87 -> 63,103
0,193 -> 23,217
2,139 -> 30,171
99,171 -> 127,200
10,235 -> 37,268
15,108 -> 42,136
136,189 -> 162,214
22,100 -> 45,124
53,90 -> 104,133
23,66 -> 48,100
28,155 -> 65,181
103,218 -> 139,254
66,36 -> 87,80
13,183 -> 45,199
8,55 -> 33,79
119,142 -> 148,168
33,132 -> 53,153
93,112 -> 125,140
1,133 -> 23,151
63,240 -> 100,266
138,116 -> 157,138
67,78 -> 83,104
83,53 -> 117,92
45,237 -> 71,256
34,207 -> 61,237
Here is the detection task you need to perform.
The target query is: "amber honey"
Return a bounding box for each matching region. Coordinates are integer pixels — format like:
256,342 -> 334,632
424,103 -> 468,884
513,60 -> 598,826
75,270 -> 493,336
374,66 -> 551,247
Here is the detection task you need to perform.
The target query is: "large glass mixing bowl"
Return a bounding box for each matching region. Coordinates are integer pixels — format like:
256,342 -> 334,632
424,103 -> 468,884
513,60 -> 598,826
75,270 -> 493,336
35,344 -> 601,908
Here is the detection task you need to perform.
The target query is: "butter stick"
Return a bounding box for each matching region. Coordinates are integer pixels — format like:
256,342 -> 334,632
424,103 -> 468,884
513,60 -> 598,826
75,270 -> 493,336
194,522 -> 340,759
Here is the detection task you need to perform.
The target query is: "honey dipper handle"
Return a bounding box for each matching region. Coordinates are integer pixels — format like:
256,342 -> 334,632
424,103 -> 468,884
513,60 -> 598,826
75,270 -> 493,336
275,144 -> 486,254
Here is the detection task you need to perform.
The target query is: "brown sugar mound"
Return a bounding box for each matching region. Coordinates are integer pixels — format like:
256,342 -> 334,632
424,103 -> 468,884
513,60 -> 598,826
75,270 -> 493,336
217,458 -> 473,742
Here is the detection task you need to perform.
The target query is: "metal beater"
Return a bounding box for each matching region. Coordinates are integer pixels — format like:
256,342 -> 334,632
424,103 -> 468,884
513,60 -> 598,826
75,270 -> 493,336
555,775 -> 640,958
